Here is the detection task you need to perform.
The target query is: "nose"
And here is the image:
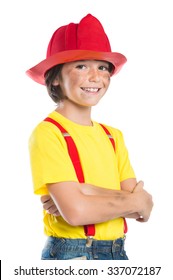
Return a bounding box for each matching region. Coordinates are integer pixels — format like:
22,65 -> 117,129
88,68 -> 100,82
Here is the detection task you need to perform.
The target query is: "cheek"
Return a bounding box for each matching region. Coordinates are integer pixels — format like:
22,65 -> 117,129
104,75 -> 111,87
70,78 -> 86,92
106,72 -> 111,81
69,72 -> 85,85
61,76 -> 82,97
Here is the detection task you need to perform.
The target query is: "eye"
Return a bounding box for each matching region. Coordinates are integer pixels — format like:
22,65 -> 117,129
98,65 -> 109,71
75,64 -> 87,70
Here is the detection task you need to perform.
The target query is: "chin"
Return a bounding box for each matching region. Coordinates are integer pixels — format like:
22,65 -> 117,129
82,100 -> 101,107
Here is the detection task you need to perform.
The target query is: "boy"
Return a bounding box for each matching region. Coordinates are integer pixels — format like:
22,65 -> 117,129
27,14 -> 153,260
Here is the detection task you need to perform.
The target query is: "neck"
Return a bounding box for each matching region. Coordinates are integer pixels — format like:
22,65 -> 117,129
56,101 -> 93,126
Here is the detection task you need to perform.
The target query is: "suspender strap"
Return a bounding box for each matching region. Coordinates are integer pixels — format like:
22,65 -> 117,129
99,123 -> 116,151
100,124 -> 127,233
45,117 -> 85,183
44,117 -> 95,236
44,117 -> 127,235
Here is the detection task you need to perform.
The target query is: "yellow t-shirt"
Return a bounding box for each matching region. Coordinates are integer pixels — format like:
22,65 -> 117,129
29,111 -> 135,240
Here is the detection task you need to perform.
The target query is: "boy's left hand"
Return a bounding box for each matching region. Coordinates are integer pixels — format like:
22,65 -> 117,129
40,195 -> 60,216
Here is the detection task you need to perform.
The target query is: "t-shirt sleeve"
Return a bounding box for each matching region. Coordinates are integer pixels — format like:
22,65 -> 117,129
28,122 -> 78,195
113,129 -> 136,182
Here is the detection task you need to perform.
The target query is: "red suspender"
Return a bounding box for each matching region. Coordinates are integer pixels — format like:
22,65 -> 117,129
44,117 -> 127,235
100,124 -> 127,233
99,124 -> 116,150
44,117 -> 95,236
44,117 -> 85,183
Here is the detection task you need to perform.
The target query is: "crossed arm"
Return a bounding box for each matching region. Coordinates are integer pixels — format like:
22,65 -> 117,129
41,178 -> 153,226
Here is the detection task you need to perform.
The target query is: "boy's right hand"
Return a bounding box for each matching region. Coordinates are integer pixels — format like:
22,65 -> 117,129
132,181 -> 153,222
132,180 -> 144,193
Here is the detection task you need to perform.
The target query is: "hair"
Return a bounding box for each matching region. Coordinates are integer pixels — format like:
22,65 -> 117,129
45,64 -> 64,103
45,61 -> 114,104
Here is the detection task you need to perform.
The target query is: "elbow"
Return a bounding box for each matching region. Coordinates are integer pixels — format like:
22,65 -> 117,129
62,206 -> 85,226
66,216 -> 82,227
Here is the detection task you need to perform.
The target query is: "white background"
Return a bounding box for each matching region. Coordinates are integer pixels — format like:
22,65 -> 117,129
0,0 -> 173,278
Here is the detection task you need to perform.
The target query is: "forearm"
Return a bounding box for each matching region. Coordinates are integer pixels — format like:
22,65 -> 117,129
74,191 -> 136,225
76,187 -> 153,224
81,178 -> 137,196
80,184 -> 141,220
48,182 -> 138,226
80,183 -> 126,196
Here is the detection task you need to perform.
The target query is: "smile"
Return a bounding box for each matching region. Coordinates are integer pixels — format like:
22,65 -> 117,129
81,87 -> 100,93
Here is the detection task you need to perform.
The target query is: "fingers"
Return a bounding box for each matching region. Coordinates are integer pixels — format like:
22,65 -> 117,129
40,195 -> 51,203
136,215 -> 149,223
42,200 -> 52,210
132,180 -> 144,193
46,205 -> 61,216
40,195 -> 61,216
131,180 -> 153,223
137,193 -> 154,222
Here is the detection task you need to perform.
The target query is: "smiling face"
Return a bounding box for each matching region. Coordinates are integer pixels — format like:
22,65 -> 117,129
53,60 -> 111,108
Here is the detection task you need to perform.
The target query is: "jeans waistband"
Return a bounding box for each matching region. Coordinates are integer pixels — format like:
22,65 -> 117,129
42,236 -> 128,260
47,236 -> 126,250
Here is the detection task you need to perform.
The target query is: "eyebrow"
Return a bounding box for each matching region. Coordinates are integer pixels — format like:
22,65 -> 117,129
74,60 -> 109,64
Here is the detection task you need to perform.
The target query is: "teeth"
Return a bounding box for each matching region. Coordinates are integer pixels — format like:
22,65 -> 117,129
82,87 -> 99,92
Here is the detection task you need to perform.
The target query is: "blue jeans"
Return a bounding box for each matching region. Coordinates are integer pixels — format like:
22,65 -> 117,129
41,236 -> 128,260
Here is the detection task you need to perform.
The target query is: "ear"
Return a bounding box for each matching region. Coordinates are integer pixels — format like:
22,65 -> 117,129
52,78 -> 59,86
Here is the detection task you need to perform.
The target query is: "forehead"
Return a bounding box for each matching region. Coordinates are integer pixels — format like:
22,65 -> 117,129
65,60 -> 109,66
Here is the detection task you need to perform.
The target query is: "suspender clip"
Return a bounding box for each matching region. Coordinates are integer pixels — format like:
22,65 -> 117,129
86,236 -> 94,247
